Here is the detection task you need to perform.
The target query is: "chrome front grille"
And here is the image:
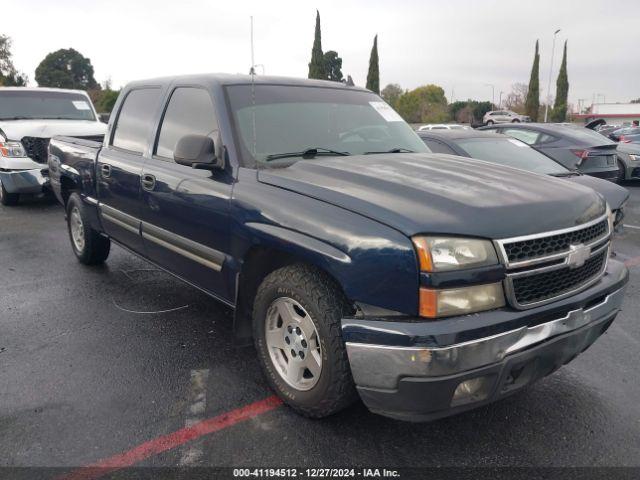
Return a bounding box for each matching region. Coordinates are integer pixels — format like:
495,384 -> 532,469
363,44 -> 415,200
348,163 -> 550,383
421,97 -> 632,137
496,214 -> 611,309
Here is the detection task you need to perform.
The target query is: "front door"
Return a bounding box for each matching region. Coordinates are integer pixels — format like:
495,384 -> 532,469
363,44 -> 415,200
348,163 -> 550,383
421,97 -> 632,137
139,86 -> 233,301
97,87 -> 162,253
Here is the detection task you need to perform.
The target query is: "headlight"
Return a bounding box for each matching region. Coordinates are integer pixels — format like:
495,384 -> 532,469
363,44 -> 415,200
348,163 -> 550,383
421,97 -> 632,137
412,236 -> 504,317
412,236 -> 499,272
419,283 -> 505,318
0,141 -> 27,158
629,154 -> 639,162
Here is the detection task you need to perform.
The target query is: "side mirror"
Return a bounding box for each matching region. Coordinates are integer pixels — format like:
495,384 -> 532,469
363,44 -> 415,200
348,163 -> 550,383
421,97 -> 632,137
174,134 -> 223,170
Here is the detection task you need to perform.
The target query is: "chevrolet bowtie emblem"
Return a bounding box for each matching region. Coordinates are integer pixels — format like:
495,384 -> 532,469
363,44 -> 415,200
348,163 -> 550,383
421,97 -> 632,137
567,243 -> 590,269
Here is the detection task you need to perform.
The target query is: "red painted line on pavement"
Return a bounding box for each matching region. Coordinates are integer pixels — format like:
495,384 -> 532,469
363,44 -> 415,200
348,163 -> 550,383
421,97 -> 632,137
57,395 -> 282,480
624,255 -> 640,268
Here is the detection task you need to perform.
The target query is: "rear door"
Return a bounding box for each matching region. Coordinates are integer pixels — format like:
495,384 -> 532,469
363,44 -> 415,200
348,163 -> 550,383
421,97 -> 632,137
139,85 -> 234,301
97,87 -> 162,253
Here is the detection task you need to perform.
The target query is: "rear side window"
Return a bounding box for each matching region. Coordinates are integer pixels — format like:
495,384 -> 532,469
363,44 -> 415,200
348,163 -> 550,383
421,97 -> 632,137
112,88 -> 161,154
423,139 -> 457,155
156,87 -> 218,160
503,128 -> 539,145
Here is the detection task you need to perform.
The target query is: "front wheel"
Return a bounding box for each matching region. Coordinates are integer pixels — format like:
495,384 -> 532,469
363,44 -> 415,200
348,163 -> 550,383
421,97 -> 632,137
511,118 -> 520,123
253,264 -> 357,418
486,120 -> 494,125
0,179 -> 19,206
66,193 -> 111,265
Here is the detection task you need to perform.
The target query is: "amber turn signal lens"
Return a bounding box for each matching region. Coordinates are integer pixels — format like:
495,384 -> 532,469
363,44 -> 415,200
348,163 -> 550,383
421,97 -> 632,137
419,288 -> 438,318
412,237 -> 434,272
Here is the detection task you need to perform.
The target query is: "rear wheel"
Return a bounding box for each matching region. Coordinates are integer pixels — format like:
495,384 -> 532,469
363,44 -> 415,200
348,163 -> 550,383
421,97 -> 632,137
253,264 -> 357,418
0,179 -> 19,206
66,193 -> 111,265
486,120 -> 494,125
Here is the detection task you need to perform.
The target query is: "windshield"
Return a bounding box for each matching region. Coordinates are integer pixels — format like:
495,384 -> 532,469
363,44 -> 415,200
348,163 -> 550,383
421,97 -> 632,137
557,126 -> 615,145
456,137 -> 570,175
0,90 -> 96,121
226,84 -> 429,166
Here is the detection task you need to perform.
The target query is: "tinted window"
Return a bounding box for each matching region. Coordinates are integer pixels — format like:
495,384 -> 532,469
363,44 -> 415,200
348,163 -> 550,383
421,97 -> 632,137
226,85 -> 428,167
503,128 -> 540,145
456,137 -> 568,175
112,88 -> 161,153
0,90 -> 96,121
557,126 -> 615,145
423,139 -> 457,155
156,88 -> 218,159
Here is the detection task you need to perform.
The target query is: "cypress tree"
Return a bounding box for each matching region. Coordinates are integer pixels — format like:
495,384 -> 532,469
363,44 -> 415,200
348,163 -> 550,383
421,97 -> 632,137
308,10 -> 326,79
551,41 -> 569,122
525,40 -> 540,121
366,35 -> 380,94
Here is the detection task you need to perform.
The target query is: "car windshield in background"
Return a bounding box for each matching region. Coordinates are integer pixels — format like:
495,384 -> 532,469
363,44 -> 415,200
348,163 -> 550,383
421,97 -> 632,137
457,137 -> 570,175
0,90 -> 96,121
557,126 -> 615,145
226,84 -> 429,166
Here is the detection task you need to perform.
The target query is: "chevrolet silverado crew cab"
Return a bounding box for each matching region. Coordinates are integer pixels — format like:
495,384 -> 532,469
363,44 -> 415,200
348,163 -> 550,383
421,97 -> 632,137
49,75 -> 629,421
0,87 -> 106,205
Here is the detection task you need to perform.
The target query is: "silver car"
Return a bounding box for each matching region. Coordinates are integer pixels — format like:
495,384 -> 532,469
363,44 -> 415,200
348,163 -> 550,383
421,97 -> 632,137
483,110 -> 530,125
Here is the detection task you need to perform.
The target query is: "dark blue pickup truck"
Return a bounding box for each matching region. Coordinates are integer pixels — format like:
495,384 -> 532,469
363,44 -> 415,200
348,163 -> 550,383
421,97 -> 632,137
48,74 -> 629,421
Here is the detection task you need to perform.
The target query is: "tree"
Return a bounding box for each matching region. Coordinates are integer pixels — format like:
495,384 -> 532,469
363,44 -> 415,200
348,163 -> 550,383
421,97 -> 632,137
504,83 -> 529,113
366,35 -> 379,94
308,11 -> 326,80
525,40 -> 540,121
35,48 -> 98,90
323,51 -> 343,82
551,41 -> 569,122
381,83 -> 402,109
631,98 -> 640,104
0,35 -> 27,86
450,100 -> 493,124
396,84 -> 448,123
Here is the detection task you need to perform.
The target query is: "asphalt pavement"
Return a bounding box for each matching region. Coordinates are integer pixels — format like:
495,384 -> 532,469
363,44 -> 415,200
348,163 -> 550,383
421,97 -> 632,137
1,183 -> 639,475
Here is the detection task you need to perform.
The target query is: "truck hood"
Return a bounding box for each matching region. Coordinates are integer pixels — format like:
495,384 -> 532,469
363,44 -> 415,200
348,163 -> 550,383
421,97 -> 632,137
258,153 -> 606,239
0,119 -> 107,141
564,174 -> 629,211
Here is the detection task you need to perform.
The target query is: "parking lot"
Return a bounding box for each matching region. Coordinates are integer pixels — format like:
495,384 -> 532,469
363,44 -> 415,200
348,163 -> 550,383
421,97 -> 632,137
1,183 -> 639,475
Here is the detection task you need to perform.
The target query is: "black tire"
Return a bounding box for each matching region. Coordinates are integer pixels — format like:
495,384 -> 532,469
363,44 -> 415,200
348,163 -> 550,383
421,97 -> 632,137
0,180 -> 19,206
486,120 -> 494,125
253,263 -> 357,418
66,193 -> 111,265
614,160 -> 626,184
511,119 -> 520,123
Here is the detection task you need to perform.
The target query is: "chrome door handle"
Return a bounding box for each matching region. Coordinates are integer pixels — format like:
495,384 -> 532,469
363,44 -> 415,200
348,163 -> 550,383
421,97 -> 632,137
100,164 -> 111,178
141,174 -> 156,191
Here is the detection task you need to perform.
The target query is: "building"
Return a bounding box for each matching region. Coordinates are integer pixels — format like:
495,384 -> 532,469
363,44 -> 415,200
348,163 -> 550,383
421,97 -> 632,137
574,103 -> 640,126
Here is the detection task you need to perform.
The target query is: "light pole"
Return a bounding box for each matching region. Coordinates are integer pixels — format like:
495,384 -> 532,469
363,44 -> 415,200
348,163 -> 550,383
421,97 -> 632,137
487,84 -> 495,107
499,91 -> 504,109
544,28 -> 561,122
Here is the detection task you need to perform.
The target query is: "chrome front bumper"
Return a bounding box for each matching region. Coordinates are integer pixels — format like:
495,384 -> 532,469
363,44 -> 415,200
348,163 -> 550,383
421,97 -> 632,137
0,168 -> 49,194
346,285 -> 626,391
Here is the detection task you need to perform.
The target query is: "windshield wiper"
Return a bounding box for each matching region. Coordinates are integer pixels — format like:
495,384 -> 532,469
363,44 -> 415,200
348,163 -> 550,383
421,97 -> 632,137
550,171 -> 581,177
0,116 -> 33,120
364,147 -> 415,154
265,147 -> 350,161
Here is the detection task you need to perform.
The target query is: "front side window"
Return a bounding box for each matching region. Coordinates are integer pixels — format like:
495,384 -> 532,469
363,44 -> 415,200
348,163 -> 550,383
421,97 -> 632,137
503,128 -> 540,145
423,139 -> 457,155
0,90 -> 96,121
112,88 -> 161,154
226,85 -> 428,167
456,138 -> 569,175
156,88 -> 218,160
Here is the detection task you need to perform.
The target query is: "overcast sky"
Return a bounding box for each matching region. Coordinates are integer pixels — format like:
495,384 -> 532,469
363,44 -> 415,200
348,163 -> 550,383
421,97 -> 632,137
4,0 -> 640,107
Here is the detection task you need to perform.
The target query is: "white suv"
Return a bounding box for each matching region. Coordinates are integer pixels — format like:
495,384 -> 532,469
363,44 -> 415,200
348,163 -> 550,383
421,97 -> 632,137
483,110 -> 530,125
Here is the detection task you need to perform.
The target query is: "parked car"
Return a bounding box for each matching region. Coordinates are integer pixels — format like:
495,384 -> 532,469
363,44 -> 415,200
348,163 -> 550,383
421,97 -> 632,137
417,129 -> 629,228
417,124 -> 468,131
49,74 -> 628,422
610,127 -> 640,144
614,142 -> 640,180
0,87 -> 107,206
483,110 -> 530,125
479,123 -> 621,182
